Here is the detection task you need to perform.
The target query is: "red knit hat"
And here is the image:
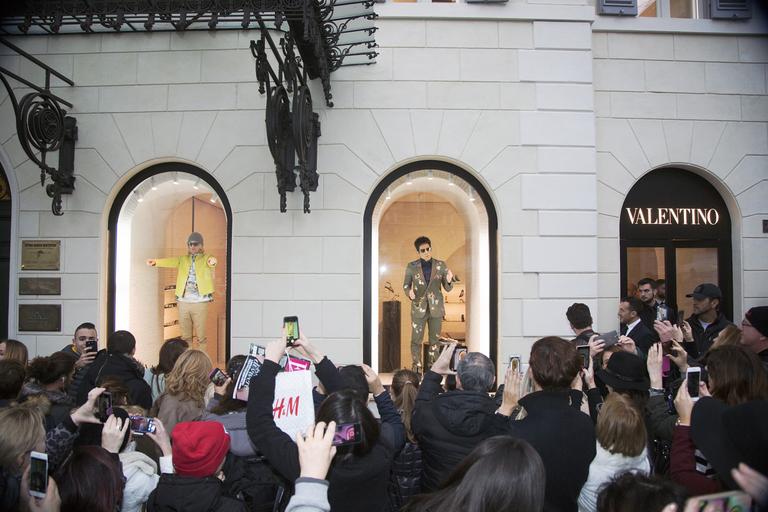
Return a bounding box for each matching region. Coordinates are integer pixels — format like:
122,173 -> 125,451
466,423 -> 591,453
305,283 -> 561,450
172,421 -> 230,478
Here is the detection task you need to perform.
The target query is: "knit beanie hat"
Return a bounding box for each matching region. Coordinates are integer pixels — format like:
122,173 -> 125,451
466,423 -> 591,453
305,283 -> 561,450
745,306 -> 768,338
172,421 -> 230,478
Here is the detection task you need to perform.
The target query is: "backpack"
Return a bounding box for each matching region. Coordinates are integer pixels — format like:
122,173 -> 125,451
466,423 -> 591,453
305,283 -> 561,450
221,453 -> 290,512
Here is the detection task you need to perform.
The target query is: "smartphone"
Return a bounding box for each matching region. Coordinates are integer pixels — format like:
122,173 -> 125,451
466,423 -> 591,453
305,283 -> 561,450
687,367 -> 701,401
97,391 -> 113,422
332,422 -> 362,446
28,451 -> 48,499
683,490 -> 751,512
677,310 -> 686,327
577,345 -> 590,369
509,355 -> 521,374
600,330 -> 620,347
129,416 -> 157,436
283,316 -> 300,346
85,339 -> 98,353
450,347 -> 468,372
209,368 -> 228,387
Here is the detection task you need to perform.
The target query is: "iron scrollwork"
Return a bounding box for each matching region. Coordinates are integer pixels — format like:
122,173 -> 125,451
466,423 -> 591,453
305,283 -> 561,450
252,25 -> 320,213
0,38 -> 77,216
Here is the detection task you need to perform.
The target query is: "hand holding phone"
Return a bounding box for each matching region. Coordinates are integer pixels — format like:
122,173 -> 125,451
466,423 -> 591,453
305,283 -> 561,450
332,422 -> 362,446
687,367 -> 701,401
129,416 -> 157,436
28,452 -> 48,499
599,330 -> 620,347
209,368 -> 228,387
576,345 -> 590,369
283,316 -> 300,347
508,355 -> 521,374
97,391 -> 113,422
450,347 -> 468,372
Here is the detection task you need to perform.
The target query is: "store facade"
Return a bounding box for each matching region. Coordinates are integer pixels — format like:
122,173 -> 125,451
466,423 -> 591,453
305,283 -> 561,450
1,3 -> 766,377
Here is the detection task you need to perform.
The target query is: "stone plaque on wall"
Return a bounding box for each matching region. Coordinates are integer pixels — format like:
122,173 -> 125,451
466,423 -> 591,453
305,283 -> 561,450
18,304 -> 62,332
19,277 -> 62,295
21,240 -> 61,270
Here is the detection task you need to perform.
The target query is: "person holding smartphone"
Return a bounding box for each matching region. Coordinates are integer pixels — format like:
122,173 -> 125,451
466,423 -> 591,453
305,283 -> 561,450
59,322 -> 99,401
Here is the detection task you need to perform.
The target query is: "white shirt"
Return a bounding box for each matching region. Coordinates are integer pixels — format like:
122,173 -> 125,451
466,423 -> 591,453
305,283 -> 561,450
625,318 -> 642,335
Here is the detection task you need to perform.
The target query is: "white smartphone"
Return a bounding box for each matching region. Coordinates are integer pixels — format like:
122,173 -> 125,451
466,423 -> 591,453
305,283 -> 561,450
686,367 -> 701,401
508,355 -> 522,374
29,451 -> 48,499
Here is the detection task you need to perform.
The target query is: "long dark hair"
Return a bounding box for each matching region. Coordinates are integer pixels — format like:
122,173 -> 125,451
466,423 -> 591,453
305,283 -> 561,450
316,389 -> 380,461
151,338 -> 189,376
210,355 -> 248,415
391,369 -> 420,443
56,445 -> 125,512
404,436 -> 546,512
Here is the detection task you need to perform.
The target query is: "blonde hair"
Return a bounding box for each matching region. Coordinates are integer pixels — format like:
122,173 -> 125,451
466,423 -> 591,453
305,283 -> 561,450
0,405 -> 45,471
164,349 -> 212,406
596,393 -> 647,458
712,324 -> 742,350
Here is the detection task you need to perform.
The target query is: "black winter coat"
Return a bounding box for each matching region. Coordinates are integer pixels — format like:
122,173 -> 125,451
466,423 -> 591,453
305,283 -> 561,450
77,350 -> 152,409
147,474 -> 247,512
683,313 -> 732,359
389,441 -> 422,510
508,390 -> 596,512
411,370 -> 506,492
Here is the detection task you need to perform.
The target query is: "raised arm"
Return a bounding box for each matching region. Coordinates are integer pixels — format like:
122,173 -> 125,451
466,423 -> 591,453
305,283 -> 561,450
246,340 -> 301,482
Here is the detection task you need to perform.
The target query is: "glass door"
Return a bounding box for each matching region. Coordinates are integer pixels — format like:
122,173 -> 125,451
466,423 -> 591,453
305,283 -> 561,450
675,247 -> 718,319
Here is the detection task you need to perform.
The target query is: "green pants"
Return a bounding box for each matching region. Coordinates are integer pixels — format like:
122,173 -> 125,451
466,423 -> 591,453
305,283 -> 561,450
411,315 -> 442,367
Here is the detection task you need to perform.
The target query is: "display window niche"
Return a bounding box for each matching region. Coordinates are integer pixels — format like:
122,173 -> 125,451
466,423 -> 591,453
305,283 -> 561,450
364,161 -> 498,376
108,164 -> 231,368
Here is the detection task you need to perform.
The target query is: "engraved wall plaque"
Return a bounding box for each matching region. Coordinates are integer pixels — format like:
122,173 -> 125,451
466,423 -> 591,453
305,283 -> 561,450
21,240 -> 61,270
19,278 -> 62,295
18,305 -> 62,332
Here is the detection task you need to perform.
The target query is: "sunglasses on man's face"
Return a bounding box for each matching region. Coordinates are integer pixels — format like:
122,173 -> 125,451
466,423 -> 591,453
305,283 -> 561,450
188,242 -> 201,247
419,247 -> 431,253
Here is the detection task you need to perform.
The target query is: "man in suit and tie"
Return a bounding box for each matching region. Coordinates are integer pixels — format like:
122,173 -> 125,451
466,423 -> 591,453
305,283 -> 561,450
618,296 -> 654,355
403,236 -> 454,371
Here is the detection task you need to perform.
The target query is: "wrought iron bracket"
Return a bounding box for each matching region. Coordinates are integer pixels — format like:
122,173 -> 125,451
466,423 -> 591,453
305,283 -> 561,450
253,22 -> 321,214
0,37 -> 77,215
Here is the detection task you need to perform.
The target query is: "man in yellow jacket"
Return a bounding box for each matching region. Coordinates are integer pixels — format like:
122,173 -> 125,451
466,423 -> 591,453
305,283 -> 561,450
147,232 -> 217,350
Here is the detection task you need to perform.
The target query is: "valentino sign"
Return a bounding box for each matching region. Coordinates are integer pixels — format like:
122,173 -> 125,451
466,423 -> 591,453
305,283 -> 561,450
625,207 -> 721,226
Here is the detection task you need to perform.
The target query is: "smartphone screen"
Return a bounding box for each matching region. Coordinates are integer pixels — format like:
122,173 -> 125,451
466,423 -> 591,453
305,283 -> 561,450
209,368 -> 228,386
687,369 -> 701,399
509,355 -> 521,374
129,416 -> 156,435
97,392 -> 113,422
283,316 -> 300,346
450,347 -> 468,372
577,345 -> 590,369
29,452 -> 48,498
332,422 -> 362,446
684,490 -> 752,512
600,330 -> 620,347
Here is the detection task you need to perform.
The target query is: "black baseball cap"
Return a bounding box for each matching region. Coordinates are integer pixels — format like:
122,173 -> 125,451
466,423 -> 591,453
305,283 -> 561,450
686,283 -> 722,300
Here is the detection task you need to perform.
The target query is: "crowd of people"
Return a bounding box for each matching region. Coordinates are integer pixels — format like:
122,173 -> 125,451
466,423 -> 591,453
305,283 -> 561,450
0,279 -> 767,512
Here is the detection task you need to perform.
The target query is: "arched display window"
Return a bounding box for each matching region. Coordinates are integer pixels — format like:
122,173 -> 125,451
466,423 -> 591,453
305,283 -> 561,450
107,163 -> 232,367
620,168 -> 733,320
364,160 -> 498,375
